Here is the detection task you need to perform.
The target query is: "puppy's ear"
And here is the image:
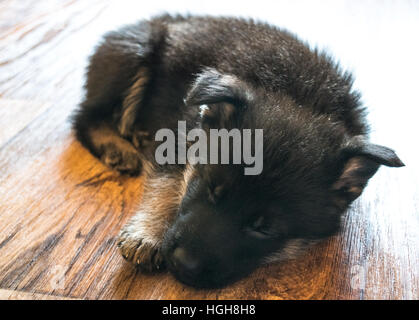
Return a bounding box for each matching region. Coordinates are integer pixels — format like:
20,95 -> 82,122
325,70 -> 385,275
185,68 -> 254,107
332,136 -> 404,203
185,68 -> 254,128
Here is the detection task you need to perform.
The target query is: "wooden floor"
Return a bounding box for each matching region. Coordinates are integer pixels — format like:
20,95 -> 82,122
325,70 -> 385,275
0,0 -> 418,300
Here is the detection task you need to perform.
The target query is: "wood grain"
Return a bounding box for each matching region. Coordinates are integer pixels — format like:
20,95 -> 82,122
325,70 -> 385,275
0,289 -> 77,300
0,0 -> 417,300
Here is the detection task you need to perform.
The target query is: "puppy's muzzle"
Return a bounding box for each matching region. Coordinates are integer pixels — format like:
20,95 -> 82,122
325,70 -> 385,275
166,246 -> 204,283
171,247 -> 200,275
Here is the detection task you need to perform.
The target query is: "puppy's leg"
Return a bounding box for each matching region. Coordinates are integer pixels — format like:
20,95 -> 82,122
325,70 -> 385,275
118,166 -> 191,271
74,67 -> 150,175
87,124 -> 142,175
73,22 -> 154,175
118,67 -> 149,139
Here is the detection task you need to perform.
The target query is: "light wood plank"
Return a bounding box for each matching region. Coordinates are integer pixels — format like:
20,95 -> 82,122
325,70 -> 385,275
0,289 -> 77,300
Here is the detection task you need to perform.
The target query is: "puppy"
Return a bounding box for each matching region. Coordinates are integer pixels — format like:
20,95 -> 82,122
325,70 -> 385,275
73,15 -> 404,288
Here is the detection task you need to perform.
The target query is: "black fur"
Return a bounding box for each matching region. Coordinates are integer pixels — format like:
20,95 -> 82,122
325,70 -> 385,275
73,15 -> 404,288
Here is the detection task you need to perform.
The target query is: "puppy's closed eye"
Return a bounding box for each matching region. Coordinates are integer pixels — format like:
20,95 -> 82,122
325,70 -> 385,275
207,185 -> 224,203
244,217 -> 273,239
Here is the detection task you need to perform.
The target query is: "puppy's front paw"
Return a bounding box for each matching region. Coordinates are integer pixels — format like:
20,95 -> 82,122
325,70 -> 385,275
100,142 -> 142,176
117,230 -> 165,272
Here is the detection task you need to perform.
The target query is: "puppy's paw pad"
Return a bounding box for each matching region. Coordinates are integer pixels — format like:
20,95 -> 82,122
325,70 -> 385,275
117,233 -> 165,272
101,143 -> 142,176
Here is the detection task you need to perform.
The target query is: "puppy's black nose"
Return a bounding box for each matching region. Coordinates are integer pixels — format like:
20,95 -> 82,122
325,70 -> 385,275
172,247 -> 200,274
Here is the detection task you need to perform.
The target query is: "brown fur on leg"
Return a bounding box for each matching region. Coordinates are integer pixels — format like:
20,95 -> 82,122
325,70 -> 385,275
118,67 -> 149,138
117,164 -> 195,272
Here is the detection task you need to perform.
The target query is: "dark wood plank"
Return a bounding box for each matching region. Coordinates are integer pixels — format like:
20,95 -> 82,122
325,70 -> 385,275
0,0 -> 417,300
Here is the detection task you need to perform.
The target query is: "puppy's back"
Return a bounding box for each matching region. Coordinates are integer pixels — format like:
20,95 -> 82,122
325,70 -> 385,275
151,15 -> 367,135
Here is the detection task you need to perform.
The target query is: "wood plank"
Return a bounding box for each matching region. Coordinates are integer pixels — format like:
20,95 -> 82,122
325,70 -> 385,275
0,289 -> 77,300
0,0 -> 417,300
0,99 -> 51,147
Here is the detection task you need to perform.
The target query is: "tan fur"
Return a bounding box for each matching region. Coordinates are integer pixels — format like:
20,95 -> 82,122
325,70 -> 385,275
180,163 -> 196,198
117,163 -> 197,270
263,239 -> 319,264
118,67 -> 149,137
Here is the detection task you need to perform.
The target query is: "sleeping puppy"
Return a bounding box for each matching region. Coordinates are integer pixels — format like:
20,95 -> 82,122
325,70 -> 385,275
73,15 -> 404,288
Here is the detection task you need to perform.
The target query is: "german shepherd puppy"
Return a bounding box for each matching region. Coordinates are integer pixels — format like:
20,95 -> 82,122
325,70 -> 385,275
73,15 -> 404,288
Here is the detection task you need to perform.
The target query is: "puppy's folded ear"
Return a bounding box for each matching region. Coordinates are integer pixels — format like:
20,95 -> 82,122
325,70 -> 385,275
333,136 -> 405,203
185,68 -> 254,107
185,68 -> 254,128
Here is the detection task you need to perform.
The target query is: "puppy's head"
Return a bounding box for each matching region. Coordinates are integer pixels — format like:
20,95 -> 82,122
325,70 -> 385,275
161,69 -> 404,288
